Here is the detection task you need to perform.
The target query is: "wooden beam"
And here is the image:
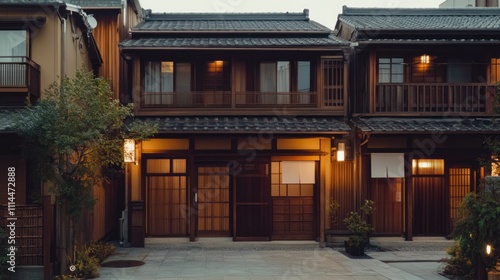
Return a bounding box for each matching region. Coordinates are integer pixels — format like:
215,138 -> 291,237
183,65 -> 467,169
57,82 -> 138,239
404,153 -> 413,241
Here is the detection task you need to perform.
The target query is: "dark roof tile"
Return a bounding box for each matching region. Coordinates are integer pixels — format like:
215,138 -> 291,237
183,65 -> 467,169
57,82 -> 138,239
136,116 -> 350,134
355,117 -> 500,134
339,7 -> 500,31
0,0 -> 122,7
133,19 -> 330,33
120,35 -> 346,49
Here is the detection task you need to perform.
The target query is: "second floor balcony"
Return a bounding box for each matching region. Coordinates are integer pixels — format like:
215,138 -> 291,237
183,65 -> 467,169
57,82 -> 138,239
135,57 -> 346,115
375,83 -> 496,115
141,91 -> 320,108
0,57 -> 40,105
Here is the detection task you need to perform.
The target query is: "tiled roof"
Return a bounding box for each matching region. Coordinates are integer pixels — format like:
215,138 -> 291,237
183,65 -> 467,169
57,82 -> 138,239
339,7 -> 500,31
122,10 -> 345,49
0,0 -> 59,4
0,0 -> 121,6
120,35 -> 346,49
133,18 -> 330,33
66,0 -> 122,8
362,38 -> 500,44
355,117 -> 500,134
136,116 -> 350,134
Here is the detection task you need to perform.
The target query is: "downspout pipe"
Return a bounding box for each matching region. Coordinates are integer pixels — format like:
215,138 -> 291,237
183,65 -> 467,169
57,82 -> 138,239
55,4 -> 66,91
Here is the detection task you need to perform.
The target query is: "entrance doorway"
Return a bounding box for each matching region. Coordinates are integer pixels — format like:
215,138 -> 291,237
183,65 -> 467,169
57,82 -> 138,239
270,162 -> 316,240
197,166 -> 230,236
412,159 -> 445,236
146,158 -> 188,236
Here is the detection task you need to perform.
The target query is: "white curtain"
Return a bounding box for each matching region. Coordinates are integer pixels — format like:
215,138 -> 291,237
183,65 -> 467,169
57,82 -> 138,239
371,153 -> 405,178
260,62 -> 276,104
160,61 -> 174,105
175,63 -> 192,106
144,61 -> 160,105
277,61 -> 290,104
282,161 -> 315,184
298,61 -> 311,104
0,31 -> 27,86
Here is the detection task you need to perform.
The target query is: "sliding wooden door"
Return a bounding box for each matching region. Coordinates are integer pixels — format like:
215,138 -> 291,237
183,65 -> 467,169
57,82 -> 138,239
233,162 -> 271,241
197,166 -> 230,236
371,178 -> 403,235
146,159 -> 188,236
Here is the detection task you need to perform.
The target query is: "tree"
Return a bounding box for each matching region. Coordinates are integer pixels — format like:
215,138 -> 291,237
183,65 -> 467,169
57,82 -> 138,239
13,68 -> 156,274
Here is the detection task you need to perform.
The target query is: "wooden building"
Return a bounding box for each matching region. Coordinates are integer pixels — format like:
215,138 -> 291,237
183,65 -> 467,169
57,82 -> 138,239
120,9 -> 352,243
0,0 -> 102,271
66,0 -> 144,241
336,7 -> 500,240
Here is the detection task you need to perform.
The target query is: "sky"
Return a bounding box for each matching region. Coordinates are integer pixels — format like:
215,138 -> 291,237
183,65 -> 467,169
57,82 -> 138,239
138,0 -> 445,29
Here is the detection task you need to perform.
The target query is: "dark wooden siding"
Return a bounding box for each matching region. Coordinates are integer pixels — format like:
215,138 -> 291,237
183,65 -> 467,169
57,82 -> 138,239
371,178 -> 403,235
233,162 -> 270,241
331,161 -> 356,231
413,176 -> 446,235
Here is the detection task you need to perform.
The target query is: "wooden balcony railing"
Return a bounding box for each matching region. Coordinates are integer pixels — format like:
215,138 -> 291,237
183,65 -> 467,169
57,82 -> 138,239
0,57 -> 41,97
141,91 -> 320,108
235,92 -> 317,108
375,83 -> 496,114
141,91 -> 232,108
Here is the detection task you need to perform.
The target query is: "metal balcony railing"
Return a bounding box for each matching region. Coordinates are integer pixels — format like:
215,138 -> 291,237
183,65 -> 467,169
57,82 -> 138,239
0,57 -> 41,97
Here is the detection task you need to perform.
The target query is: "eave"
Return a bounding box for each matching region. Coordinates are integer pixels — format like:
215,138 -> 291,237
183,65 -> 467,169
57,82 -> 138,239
129,30 -> 332,36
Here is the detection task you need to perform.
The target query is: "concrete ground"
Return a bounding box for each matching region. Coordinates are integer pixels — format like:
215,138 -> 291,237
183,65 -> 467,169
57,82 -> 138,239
97,237 -> 454,280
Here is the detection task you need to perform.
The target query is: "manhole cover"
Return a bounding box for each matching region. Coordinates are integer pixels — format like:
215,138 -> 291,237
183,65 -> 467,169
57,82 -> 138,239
101,260 -> 145,268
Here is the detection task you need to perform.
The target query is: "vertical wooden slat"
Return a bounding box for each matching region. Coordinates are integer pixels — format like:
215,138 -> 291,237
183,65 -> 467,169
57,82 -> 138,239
197,167 -> 230,236
43,196 -> 51,280
330,161 -> 355,231
371,178 -> 403,235
449,168 -> 471,231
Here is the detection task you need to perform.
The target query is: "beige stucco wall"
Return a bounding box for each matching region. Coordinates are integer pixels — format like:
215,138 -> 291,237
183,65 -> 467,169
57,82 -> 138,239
1,6 -> 93,99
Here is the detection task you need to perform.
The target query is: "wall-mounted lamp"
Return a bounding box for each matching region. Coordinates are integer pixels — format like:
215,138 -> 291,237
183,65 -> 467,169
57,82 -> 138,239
420,54 -> 430,64
486,244 -> 493,256
124,139 -> 136,163
337,142 -> 346,162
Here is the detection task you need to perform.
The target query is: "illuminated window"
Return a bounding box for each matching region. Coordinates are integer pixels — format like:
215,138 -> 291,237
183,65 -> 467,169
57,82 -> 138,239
412,159 -> 444,175
271,161 -> 314,197
420,54 -> 430,64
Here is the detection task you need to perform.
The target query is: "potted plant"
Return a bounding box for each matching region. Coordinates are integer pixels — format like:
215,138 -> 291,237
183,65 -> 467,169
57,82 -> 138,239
343,199 -> 374,256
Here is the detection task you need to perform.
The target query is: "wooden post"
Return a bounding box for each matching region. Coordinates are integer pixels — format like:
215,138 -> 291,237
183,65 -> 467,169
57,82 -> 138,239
43,195 -> 51,280
189,155 -> 196,242
405,153 -> 413,241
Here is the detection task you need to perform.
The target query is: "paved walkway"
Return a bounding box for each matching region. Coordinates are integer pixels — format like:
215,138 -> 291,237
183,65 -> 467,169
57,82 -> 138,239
97,238 -> 453,280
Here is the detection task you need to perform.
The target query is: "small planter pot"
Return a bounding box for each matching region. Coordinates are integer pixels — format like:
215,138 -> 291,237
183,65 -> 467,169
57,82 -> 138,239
344,240 -> 366,256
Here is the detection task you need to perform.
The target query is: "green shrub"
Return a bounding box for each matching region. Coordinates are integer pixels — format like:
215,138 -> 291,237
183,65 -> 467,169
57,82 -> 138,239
87,241 -> 115,263
343,200 -> 374,246
58,241 -> 115,279
449,188 -> 500,277
442,242 -> 474,279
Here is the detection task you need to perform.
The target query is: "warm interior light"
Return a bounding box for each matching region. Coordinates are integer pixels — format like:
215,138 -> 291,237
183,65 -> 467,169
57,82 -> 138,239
124,139 -> 135,163
492,154 -> 500,176
337,142 -> 345,162
421,54 -> 430,64
418,161 -> 432,168
486,244 -> 492,256
208,60 -> 224,72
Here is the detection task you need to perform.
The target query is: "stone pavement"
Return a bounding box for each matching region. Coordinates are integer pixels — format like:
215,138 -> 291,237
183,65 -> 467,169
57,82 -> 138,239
97,237 -> 453,280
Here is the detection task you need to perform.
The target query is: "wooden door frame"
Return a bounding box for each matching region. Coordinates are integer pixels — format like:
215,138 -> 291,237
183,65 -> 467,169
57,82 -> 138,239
194,164 -> 232,238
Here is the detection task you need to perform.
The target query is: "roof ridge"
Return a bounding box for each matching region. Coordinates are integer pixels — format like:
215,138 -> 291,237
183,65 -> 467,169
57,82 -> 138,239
341,5 -> 500,16
145,9 -> 310,21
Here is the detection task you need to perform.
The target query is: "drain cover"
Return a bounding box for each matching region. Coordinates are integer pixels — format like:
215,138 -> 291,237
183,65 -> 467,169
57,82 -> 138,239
101,260 -> 145,268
